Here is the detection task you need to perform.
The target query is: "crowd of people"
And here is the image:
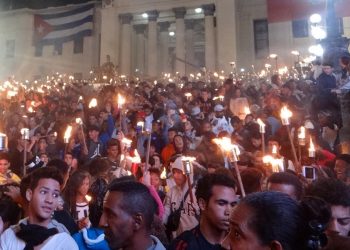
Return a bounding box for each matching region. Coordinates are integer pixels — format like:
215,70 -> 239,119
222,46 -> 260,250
0,57 -> 350,250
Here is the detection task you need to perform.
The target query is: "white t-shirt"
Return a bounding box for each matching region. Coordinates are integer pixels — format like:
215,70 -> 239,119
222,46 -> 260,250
76,202 -> 89,220
0,229 -> 78,250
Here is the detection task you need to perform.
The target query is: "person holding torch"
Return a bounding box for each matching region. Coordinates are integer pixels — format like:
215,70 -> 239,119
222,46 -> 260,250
163,156 -> 199,240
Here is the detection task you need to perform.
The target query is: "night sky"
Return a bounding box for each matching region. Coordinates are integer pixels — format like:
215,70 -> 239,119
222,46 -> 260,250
0,0 -> 99,10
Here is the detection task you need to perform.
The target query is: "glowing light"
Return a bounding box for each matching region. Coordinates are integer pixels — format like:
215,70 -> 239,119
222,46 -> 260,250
280,106 -> 292,125
64,125 -> 73,143
244,107 -> 251,115
142,13 -> 148,18
257,119 -> 266,133
195,8 -> 202,13
169,31 -> 175,36
118,94 -> 125,108
269,54 -> 278,59
311,26 -> 327,39
160,168 -> 167,179
310,13 -> 322,24
291,50 -> 300,56
308,44 -> 324,57
309,138 -> 316,158
89,98 -> 97,108
85,195 -> 92,202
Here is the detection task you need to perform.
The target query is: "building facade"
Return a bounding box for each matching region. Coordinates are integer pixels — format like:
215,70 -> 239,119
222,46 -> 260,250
1,0 -> 350,80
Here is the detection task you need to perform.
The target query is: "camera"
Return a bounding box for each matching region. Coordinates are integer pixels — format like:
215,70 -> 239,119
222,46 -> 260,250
302,166 -> 316,180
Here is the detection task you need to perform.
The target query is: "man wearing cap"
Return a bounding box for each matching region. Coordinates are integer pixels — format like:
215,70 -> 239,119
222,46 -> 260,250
335,154 -> 350,185
211,105 -> 233,136
163,156 -> 199,239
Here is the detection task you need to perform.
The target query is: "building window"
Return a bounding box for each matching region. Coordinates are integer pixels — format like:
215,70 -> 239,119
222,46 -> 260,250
54,42 -> 63,55
35,44 -> 43,57
253,19 -> 269,59
5,40 -> 15,58
292,19 -> 309,38
74,37 -> 84,54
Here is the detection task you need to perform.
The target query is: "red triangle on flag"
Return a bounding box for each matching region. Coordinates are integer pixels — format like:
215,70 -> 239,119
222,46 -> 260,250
34,15 -> 53,42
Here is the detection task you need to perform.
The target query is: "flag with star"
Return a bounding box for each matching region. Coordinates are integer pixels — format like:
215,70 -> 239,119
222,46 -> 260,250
33,3 -> 94,45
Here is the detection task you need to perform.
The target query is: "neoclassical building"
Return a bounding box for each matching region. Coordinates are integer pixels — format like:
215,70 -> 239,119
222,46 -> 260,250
1,0 -> 350,80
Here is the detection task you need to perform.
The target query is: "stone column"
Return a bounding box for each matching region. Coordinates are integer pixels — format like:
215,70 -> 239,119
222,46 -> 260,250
159,21 -> 170,74
185,19 -> 196,75
134,24 -> 146,75
173,7 -> 186,75
119,13 -> 133,76
147,10 -> 159,78
202,4 -> 216,71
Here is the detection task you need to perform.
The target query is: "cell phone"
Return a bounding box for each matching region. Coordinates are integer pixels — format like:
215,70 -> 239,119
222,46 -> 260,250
302,166 -> 316,180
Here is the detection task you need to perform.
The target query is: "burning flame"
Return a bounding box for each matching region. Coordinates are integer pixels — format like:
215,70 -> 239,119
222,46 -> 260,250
280,106 -> 292,120
272,145 -> 278,154
184,93 -> 192,99
298,126 -> 306,139
257,118 -> 265,133
263,155 -> 274,164
121,138 -> 132,147
160,168 -> 167,179
88,98 -> 97,108
64,125 -> 73,143
85,195 -> 92,202
118,94 -> 125,108
28,106 -> 34,113
179,108 -> 184,114
213,137 -> 233,151
244,107 -> 251,115
309,138 -> 315,152
181,156 -> 196,162
75,118 -> 83,125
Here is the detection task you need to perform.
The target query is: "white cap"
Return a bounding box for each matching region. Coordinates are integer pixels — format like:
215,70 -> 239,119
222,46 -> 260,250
214,104 -> 224,112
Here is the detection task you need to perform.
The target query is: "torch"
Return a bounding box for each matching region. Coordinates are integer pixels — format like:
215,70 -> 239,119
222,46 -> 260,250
118,94 -> 125,131
76,118 -> 87,155
88,98 -> 97,109
308,137 -> 316,162
257,118 -> 266,155
298,126 -> 306,163
64,125 -> 73,156
280,106 -> 300,173
213,137 -> 246,197
0,133 -> 8,151
182,156 -> 196,203
21,128 -> 30,176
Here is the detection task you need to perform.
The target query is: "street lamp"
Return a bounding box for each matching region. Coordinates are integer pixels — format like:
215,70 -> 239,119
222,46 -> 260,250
309,13 -> 322,24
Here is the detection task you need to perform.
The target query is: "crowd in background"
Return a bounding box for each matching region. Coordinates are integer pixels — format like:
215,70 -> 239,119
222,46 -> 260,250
0,56 -> 350,249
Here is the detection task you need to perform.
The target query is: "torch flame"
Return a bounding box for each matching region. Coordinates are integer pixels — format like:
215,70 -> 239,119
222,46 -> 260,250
160,168 -> 167,179
244,107 -> 251,115
127,150 -> 141,164
118,94 -> 125,108
263,155 -> 274,164
298,126 -> 306,139
121,138 -> 132,147
75,118 -> 83,125
28,106 -> 34,113
309,138 -> 315,152
181,156 -> 196,162
184,93 -> 192,98
85,195 -> 92,202
213,137 -> 233,151
272,145 -> 278,154
280,106 -> 292,120
88,98 -> 97,108
64,125 -> 73,143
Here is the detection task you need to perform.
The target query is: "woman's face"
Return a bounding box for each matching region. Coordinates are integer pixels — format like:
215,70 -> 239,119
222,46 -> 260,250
78,177 -> 90,197
227,204 -> 270,250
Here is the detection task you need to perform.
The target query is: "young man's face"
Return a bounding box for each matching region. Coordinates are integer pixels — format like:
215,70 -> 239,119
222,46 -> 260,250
107,145 -> 119,159
334,159 -> 350,182
100,191 -> 135,250
0,159 -> 10,175
172,168 -> 186,187
150,173 -> 160,189
327,205 -> 350,236
323,65 -> 333,75
200,185 -> 238,232
89,130 -> 99,140
26,178 -> 60,223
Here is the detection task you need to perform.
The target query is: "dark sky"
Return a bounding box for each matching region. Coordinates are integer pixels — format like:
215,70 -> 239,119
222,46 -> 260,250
1,0 -> 99,10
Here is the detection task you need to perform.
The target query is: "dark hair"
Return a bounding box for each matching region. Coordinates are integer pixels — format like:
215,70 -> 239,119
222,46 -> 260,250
108,181 -> 157,231
195,173 -> 236,203
107,139 -> 121,152
322,61 -> 333,67
63,170 -> 91,219
0,152 -> 10,162
240,192 -> 328,250
241,168 -> 263,194
149,168 -> 161,177
267,172 -> 303,200
306,178 -> 350,207
336,154 -> 350,165
88,157 -> 110,178
47,159 -> 70,177
0,200 -> 21,225
29,167 -> 64,190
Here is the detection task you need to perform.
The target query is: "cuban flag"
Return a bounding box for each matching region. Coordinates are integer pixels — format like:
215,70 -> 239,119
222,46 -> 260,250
33,4 -> 94,45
